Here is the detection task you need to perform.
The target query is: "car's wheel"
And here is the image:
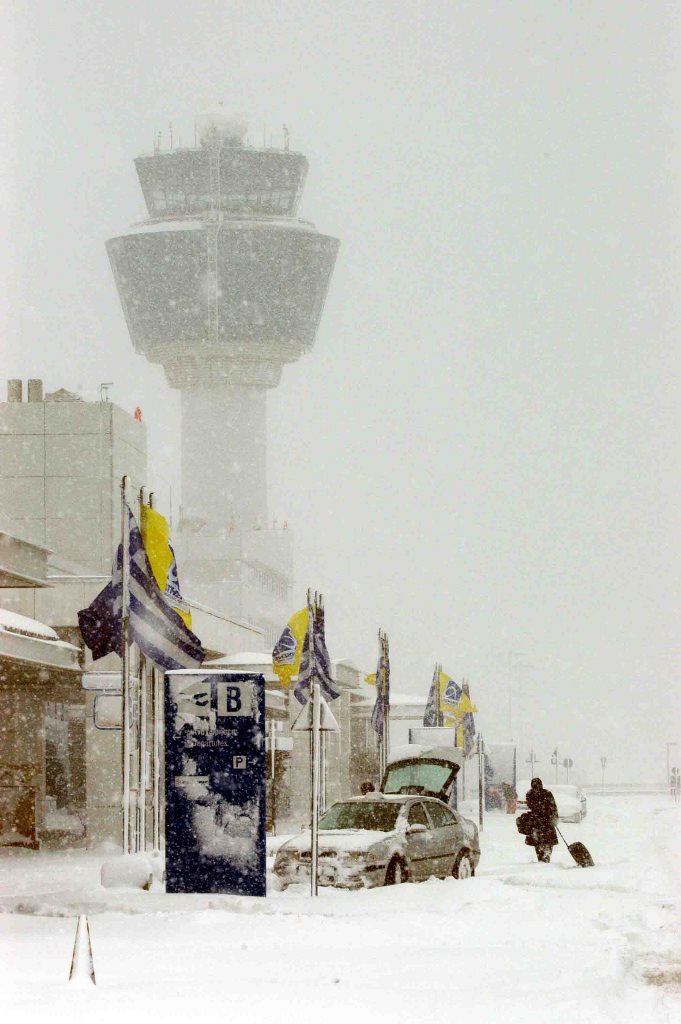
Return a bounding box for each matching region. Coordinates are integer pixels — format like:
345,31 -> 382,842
453,851 -> 474,879
385,857 -> 408,885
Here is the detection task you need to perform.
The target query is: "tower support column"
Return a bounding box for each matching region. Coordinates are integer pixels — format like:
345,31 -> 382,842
181,386 -> 268,532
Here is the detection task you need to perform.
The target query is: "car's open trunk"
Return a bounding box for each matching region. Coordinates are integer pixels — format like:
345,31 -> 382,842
380,746 -> 462,803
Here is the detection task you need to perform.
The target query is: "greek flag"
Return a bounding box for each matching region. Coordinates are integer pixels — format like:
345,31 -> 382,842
78,504 -> 204,671
293,599 -> 340,705
423,665 -> 440,727
370,632 -> 390,737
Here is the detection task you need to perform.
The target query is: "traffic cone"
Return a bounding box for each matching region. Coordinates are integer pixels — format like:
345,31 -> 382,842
68,914 -> 96,986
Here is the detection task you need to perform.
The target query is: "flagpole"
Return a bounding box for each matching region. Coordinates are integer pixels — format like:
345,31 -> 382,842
137,488 -> 150,851
478,733 -> 484,832
310,595 -> 320,897
148,491 -> 161,853
120,475 -> 131,855
138,655 -> 148,850
151,665 -> 161,851
377,630 -> 383,779
383,632 -> 390,775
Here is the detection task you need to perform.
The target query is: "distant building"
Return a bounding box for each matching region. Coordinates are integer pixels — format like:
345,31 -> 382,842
0,381 -> 266,847
106,108 -> 339,646
0,377 -> 146,574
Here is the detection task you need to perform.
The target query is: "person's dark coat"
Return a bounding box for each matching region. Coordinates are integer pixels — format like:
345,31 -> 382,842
524,781 -> 559,848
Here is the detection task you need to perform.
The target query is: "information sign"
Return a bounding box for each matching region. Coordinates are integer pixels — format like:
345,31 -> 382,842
165,671 -> 265,895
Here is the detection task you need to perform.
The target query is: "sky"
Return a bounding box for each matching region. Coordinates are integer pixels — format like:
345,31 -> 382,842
1,1 -> 679,784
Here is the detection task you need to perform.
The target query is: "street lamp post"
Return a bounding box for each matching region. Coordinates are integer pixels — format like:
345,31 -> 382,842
551,747 -> 559,784
526,750 -> 539,777
666,742 -> 677,789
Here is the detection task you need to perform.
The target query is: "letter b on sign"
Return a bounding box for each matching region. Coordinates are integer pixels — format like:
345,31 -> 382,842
216,682 -> 253,717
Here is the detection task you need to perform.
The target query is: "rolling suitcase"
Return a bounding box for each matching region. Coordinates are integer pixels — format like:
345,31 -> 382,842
556,826 -> 594,867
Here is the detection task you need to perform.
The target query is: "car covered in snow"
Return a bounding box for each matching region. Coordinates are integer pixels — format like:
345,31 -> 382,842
516,781 -> 587,823
273,747 -> 480,889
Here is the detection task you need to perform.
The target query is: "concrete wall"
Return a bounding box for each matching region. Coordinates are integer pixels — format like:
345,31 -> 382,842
0,399 -> 146,574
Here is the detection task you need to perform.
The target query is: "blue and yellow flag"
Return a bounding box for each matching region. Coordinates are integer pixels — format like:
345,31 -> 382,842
272,607 -> 308,690
461,681 -> 477,755
140,505 -> 192,628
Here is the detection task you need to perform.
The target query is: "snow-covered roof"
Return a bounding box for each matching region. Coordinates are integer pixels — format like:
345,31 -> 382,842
0,607 -> 81,672
0,608 -> 60,641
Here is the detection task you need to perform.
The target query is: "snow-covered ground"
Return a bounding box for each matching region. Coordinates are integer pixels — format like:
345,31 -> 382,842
1,795 -> 679,1022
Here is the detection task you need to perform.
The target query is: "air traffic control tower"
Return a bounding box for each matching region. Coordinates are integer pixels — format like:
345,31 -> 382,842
107,109 -> 339,643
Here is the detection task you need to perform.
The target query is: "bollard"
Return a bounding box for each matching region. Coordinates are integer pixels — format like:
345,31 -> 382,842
68,914 -> 96,986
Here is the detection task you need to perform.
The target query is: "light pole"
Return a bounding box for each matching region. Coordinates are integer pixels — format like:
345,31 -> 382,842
600,756 -> 607,792
666,742 -> 677,788
526,749 -> 540,777
551,747 -> 559,784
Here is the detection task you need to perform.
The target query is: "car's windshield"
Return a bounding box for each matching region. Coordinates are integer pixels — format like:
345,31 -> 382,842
382,762 -> 453,796
318,801 -> 401,832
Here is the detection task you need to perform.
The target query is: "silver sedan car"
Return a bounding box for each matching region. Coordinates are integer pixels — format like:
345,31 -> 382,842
273,793 -> 480,890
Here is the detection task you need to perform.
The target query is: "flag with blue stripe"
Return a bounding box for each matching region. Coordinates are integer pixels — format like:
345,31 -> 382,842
370,632 -> 390,737
423,665 -> 439,726
78,504 -> 204,671
293,598 -> 340,705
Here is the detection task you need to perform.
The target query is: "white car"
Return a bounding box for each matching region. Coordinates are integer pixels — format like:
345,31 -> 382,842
517,781 -> 587,823
274,747 -> 480,889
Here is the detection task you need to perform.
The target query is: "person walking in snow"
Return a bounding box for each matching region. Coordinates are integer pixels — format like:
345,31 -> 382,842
523,778 -> 559,863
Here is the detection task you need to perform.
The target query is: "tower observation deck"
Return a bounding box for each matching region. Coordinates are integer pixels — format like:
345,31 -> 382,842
107,110 -> 339,640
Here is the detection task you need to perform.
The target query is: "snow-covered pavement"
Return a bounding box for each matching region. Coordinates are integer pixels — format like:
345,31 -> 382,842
1,795 -> 679,1023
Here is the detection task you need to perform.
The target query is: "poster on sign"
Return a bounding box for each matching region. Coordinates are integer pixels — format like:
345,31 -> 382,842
164,671 -> 266,895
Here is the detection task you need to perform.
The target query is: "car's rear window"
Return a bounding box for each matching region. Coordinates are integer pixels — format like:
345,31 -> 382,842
383,762 -> 453,796
318,801 -> 401,832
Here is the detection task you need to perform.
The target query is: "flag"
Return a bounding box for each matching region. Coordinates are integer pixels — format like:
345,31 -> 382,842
77,581 -> 121,660
293,597 -> 340,705
441,673 -> 462,717
78,504 -> 204,671
423,664 -> 440,727
313,599 -> 340,703
370,632 -> 390,737
293,606 -> 313,705
272,607 -> 307,689
140,505 -> 192,628
461,682 -> 477,756
462,712 -> 476,756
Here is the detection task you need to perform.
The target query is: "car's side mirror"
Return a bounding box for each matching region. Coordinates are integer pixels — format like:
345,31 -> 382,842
407,823 -> 427,835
